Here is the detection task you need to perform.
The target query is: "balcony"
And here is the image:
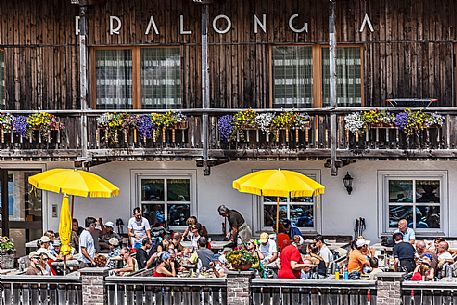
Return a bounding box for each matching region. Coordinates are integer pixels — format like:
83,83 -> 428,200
0,108 -> 455,162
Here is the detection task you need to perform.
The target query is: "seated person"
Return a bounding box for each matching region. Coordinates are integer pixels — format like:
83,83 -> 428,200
258,232 -> 278,265
411,256 -> 434,281
244,239 -> 264,270
112,248 -> 138,276
348,239 -> 370,274
99,221 -> 121,250
153,252 -> 177,277
26,251 -> 47,276
38,236 -> 57,261
50,239 -> 74,261
137,238 -> 154,269
189,237 -> 216,270
436,241 -> 454,273
393,232 -> 416,273
170,232 -> 184,254
300,258 -> 316,279
306,243 -> 326,278
368,257 -> 383,280
106,238 -> 122,269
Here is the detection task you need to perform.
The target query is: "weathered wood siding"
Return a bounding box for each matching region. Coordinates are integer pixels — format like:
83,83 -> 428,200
0,0 -> 456,109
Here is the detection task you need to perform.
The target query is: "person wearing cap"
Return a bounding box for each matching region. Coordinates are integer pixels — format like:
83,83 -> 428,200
259,232 -> 278,265
36,248 -> 56,275
26,251 -> 47,275
411,255 -> 434,281
50,239 -> 74,261
106,238 -> 122,269
393,232 -> 416,272
39,236 -> 51,250
153,252 -> 176,277
347,239 -> 371,273
100,221 -> 121,250
278,236 -> 313,279
314,235 -> 333,267
217,205 -> 252,247
394,219 -> 416,244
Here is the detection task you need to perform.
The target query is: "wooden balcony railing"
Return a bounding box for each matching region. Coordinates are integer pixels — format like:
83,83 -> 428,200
0,108 -> 456,161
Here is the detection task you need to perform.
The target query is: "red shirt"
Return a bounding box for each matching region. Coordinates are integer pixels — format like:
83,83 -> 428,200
278,244 -> 303,279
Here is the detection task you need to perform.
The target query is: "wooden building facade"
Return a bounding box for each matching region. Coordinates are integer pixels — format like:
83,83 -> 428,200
0,0 -> 456,111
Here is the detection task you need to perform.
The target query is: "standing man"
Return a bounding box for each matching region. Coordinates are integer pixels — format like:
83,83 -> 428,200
392,232 -> 416,272
128,207 -> 152,249
314,235 -> 333,267
78,217 -> 97,267
217,205 -> 252,246
100,221 -> 121,250
394,219 -> 416,244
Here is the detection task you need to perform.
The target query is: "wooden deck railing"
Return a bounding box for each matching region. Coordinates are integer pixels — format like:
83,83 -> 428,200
105,274 -> 227,305
402,281 -> 457,305
0,107 -> 456,160
251,279 -> 377,305
0,274 -> 82,305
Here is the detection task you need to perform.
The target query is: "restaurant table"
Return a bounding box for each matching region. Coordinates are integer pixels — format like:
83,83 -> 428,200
25,239 -> 39,248
181,240 -> 227,251
51,260 -> 80,268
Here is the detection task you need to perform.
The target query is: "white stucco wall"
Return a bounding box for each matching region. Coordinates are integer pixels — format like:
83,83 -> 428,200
4,159 -> 455,243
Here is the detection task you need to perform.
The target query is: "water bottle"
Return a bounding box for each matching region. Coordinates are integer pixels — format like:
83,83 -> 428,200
334,264 -> 340,280
343,267 -> 349,280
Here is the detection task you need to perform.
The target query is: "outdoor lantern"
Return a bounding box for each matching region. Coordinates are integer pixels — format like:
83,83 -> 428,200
343,172 -> 353,195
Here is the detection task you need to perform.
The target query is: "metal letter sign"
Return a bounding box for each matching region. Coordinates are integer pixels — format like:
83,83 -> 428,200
359,13 -> 374,33
213,15 -> 231,34
110,16 -> 122,35
145,16 -> 160,35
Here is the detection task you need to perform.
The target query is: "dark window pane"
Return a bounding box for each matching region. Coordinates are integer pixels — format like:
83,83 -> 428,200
167,204 -> 190,226
291,204 -> 314,227
389,180 -> 413,202
141,203 -> 165,226
416,180 -> 440,203
416,206 -> 440,229
264,205 -> 287,227
290,197 -> 314,203
141,179 -> 164,201
166,179 -> 190,201
389,205 -> 413,228
264,197 -> 287,203
0,52 -> 4,107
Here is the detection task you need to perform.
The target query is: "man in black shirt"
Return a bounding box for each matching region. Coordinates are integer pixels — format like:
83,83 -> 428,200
393,232 -> 416,272
218,205 -> 252,247
137,237 -> 154,269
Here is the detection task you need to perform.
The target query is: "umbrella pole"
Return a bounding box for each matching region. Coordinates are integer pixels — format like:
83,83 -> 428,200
276,197 -> 280,233
71,195 -> 74,218
63,254 -> 67,276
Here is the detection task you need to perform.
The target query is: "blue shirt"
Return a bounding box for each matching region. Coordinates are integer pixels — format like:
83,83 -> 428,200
394,227 -> 416,242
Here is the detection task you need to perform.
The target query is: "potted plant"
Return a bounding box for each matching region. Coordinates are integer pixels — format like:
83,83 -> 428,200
27,112 -> 64,141
225,250 -> 257,271
233,109 -> 258,131
0,236 -> 15,269
217,114 -> 234,143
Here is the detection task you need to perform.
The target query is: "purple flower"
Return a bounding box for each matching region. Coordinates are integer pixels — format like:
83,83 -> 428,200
137,115 -> 154,139
13,116 -> 28,137
394,112 -> 408,130
217,115 -> 234,143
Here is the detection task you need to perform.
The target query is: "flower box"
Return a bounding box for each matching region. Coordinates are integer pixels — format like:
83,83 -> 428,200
0,252 -> 14,269
175,120 -> 189,130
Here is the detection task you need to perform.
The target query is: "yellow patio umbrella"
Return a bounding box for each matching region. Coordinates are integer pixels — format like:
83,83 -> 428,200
28,168 -> 120,259
233,169 -> 325,232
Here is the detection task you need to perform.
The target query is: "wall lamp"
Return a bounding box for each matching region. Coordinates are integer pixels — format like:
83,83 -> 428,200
343,172 -> 354,195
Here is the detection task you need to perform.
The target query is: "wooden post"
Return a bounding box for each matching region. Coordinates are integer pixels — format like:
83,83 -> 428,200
78,5 -> 89,162
201,3 -> 210,175
329,0 -> 338,176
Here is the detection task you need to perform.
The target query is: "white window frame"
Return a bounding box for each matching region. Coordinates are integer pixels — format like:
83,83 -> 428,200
130,170 -> 197,231
257,169 -> 322,233
378,170 -> 448,236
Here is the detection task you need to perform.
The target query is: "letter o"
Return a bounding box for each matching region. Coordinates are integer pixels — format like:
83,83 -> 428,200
213,14 -> 231,34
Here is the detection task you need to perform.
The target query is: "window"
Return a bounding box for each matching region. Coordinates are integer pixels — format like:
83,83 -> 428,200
261,172 -> 320,232
93,47 -> 181,109
272,46 -> 313,108
271,45 -> 363,108
379,171 -> 447,234
0,51 -> 4,107
141,48 -> 181,109
139,177 -> 192,228
322,47 -> 362,107
96,50 -> 133,109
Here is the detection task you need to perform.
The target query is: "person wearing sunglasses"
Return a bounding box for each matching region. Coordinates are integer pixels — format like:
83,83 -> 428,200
113,248 -> 138,276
